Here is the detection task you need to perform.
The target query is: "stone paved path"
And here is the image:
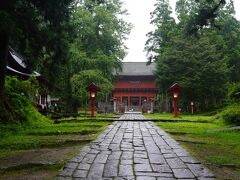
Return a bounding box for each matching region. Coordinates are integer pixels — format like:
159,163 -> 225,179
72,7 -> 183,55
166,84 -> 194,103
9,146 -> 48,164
57,113 -> 215,180
119,112 -> 148,121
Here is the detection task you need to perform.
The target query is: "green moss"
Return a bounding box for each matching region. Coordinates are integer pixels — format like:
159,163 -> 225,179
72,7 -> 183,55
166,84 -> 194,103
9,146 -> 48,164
0,77 -> 110,150
1,76 -> 51,127
145,113 -> 213,122
207,155 -> 240,166
217,104 -> 240,125
156,121 -> 222,134
0,121 -> 109,150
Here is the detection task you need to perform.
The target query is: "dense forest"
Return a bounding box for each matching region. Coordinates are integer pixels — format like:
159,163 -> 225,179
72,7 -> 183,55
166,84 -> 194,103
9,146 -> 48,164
0,0 -> 131,122
146,0 -> 240,117
1,1 -> 240,179
0,0 -> 240,125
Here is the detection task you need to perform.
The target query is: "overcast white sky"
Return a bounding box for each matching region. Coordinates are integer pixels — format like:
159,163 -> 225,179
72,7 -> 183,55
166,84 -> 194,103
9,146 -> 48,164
122,0 -> 240,62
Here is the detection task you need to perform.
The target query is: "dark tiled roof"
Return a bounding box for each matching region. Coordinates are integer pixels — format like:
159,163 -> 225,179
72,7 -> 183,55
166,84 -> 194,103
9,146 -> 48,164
116,62 -> 156,76
7,48 -> 40,78
9,49 -> 27,68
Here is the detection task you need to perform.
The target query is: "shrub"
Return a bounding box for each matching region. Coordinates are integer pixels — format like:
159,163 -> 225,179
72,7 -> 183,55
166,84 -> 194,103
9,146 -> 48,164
3,76 -> 51,127
227,83 -> 240,102
220,104 -> 240,125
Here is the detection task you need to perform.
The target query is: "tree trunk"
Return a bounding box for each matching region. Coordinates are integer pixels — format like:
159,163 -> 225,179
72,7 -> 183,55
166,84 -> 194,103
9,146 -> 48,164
165,91 -> 169,112
0,31 -> 9,98
0,30 -> 10,121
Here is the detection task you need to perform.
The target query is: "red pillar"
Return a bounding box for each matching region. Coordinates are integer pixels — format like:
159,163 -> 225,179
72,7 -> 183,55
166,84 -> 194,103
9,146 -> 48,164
173,98 -> 179,117
169,83 -> 181,118
91,97 -> 95,117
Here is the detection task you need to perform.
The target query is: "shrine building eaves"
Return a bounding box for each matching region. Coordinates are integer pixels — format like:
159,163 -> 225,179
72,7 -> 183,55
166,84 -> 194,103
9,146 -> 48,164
114,62 -> 156,76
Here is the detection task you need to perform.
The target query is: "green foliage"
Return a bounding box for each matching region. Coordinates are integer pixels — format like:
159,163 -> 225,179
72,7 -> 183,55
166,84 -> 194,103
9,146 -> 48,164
157,31 -> 228,110
5,76 -> 37,100
219,104 -> 240,125
227,82 -> 240,102
0,11 -> 14,33
2,0 -> 75,73
4,76 -> 51,126
146,0 -> 240,111
217,82 -> 240,125
52,0 -> 131,111
71,70 -> 113,102
145,0 -> 176,62
184,0 -> 226,35
68,0 -> 131,76
1,0 -> 131,115
0,0 -> 75,121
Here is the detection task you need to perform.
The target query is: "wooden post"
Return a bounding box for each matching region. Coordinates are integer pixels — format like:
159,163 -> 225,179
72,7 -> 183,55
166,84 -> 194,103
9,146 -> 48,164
86,83 -> 100,117
173,98 -> 179,117
91,96 -> 95,117
169,83 -> 181,118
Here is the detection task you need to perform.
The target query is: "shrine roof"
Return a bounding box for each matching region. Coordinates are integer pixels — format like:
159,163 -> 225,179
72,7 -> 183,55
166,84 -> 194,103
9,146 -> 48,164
7,48 -> 41,78
114,62 -> 156,76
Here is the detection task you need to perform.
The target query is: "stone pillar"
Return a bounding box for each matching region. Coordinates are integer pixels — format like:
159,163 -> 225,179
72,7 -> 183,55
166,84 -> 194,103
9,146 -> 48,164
113,100 -> 116,113
150,102 -> 153,113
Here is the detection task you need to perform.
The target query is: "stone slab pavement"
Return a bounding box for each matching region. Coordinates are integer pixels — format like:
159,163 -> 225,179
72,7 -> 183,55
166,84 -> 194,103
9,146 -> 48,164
57,113 -> 215,180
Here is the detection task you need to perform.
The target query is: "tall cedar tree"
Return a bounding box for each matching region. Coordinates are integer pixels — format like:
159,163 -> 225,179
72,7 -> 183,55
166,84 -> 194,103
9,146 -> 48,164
0,0 -> 74,121
146,0 -> 239,111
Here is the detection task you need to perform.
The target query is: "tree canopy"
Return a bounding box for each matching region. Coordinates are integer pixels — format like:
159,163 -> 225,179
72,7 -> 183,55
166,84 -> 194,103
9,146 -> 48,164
0,0 -> 75,121
0,0 -> 131,121
71,70 -> 113,103
146,0 -> 240,111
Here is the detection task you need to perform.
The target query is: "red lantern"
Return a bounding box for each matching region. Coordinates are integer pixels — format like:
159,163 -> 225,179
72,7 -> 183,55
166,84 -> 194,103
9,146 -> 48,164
169,83 -> 181,117
86,82 -> 100,117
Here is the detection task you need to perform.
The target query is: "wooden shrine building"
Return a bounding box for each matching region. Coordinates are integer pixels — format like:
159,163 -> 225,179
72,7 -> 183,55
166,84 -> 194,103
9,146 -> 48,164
6,48 -> 54,111
113,62 -> 157,112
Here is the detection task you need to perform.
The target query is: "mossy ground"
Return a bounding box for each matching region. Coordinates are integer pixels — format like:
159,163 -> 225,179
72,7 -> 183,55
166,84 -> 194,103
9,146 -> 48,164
0,115 -> 111,179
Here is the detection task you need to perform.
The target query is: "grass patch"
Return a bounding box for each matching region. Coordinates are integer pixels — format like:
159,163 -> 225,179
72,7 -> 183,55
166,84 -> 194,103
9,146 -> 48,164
145,113 -> 213,122
151,113 -> 240,179
0,117 -> 111,179
0,163 -> 63,180
27,123 -> 104,135
0,120 -> 110,151
53,116 -> 118,124
0,134 -> 93,150
207,155 -> 240,167
156,122 -> 222,134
